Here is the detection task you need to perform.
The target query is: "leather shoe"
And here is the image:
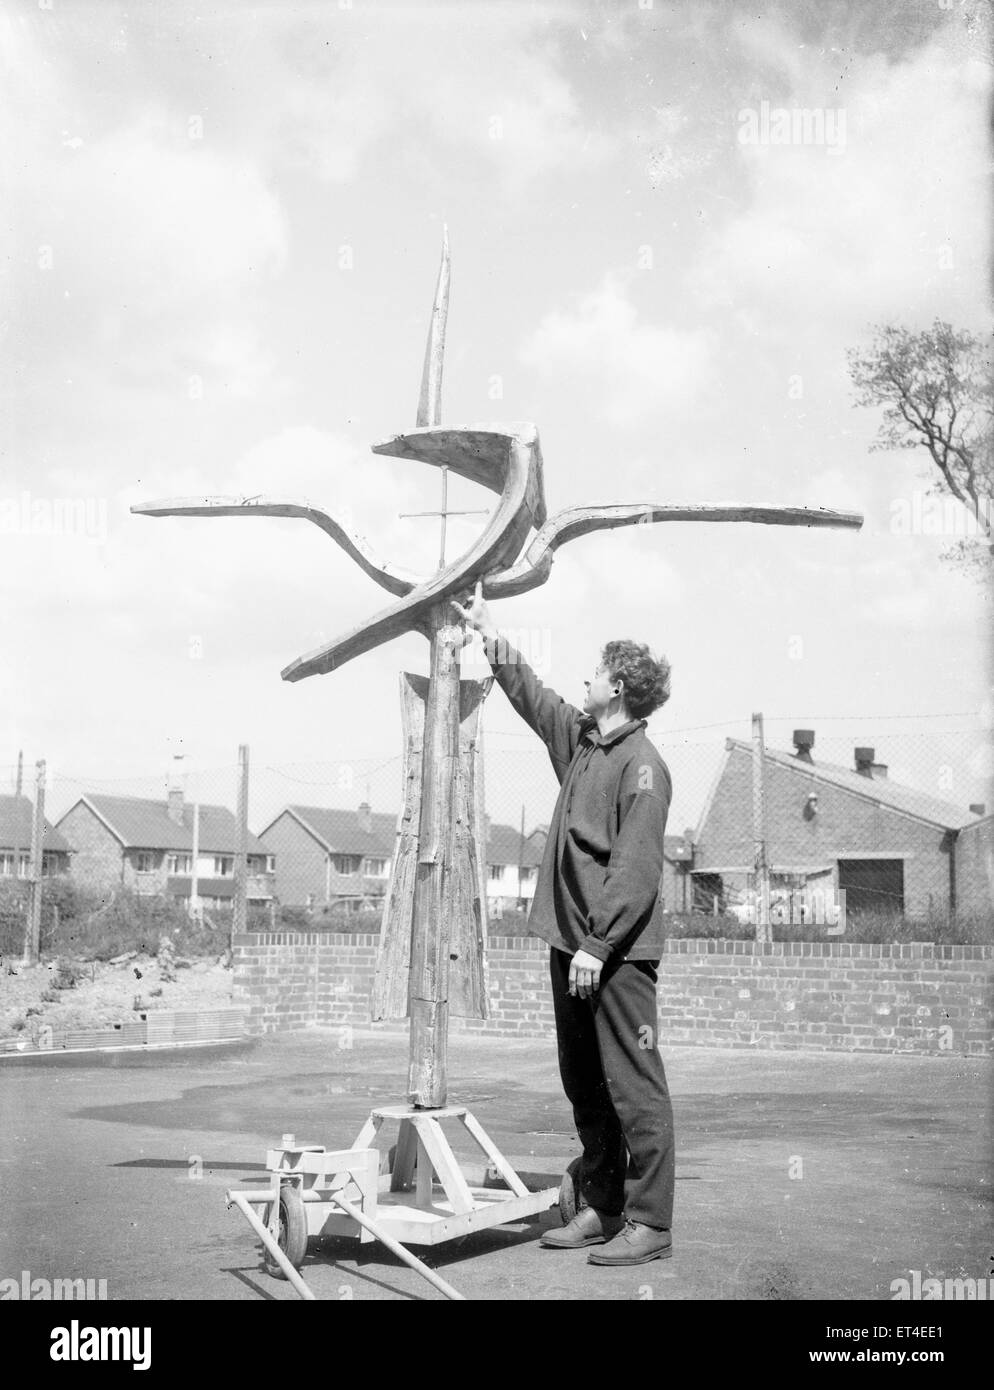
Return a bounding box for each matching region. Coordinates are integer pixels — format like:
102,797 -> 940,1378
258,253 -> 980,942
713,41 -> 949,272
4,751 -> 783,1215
540,1206 -> 625,1249
587,1219 -> 673,1265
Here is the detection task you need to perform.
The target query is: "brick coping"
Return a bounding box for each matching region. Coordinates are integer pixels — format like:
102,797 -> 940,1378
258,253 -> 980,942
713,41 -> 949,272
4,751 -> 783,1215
233,933 -> 992,961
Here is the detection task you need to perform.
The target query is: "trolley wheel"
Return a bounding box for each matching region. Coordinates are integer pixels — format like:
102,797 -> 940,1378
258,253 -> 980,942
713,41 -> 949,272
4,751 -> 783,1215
263,1183 -> 308,1278
558,1157 -> 588,1224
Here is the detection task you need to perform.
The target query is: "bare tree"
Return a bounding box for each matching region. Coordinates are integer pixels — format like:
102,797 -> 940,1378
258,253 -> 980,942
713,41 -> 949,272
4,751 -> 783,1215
848,320 -> 993,578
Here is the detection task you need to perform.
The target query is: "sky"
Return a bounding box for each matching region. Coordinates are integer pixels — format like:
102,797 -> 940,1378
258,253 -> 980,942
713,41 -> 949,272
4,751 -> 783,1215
2,0 -> 992,837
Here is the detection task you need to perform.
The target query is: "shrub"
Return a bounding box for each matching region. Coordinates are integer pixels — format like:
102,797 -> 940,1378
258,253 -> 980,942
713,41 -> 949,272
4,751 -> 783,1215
44,889 -> 228,962
52,957 -> 87,990
0,880 -> 29,957
663,907 -> 993,946
254,905 -> 385,934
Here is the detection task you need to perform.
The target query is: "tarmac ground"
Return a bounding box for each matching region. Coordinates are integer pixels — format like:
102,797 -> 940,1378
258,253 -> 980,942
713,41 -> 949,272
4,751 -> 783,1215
0,1028 -> 990,1302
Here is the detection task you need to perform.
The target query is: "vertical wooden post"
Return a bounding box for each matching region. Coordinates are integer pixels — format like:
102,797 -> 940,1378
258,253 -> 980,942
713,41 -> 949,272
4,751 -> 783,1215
10,749 -> 23,888
752,712 -> 771,943
233,743 -> 249,943
407,601 -> 462,1107
474,717 -> 490,961
25,759 -> 45,965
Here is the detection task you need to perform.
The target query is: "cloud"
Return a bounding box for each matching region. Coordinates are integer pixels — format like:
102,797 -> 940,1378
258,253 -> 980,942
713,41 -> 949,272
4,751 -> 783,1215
692,34 -> 991,334
519,274 -> 716,427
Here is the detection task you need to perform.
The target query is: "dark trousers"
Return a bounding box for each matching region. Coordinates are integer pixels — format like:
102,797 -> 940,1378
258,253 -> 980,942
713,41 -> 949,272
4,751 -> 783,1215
549,947 -> 675,1229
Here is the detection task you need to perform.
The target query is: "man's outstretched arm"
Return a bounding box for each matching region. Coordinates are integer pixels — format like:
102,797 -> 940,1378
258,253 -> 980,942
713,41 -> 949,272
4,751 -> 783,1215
452,581 -> 586,769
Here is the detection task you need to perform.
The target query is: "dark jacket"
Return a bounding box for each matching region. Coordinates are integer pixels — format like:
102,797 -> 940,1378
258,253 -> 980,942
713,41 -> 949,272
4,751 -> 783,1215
488,641 -> 671,963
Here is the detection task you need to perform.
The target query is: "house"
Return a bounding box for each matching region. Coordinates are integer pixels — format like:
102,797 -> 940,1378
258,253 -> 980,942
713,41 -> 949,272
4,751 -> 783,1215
258,802 -> 551,915
688,730 -> 993,922
55,786 -> 275,908
481,819 -> 547,916
0,795 -> 71,879
258,803 -> 395,911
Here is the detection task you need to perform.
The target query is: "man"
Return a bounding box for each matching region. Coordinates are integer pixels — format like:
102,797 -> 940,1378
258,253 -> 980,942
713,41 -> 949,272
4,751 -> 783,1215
451,581 -> 676,1267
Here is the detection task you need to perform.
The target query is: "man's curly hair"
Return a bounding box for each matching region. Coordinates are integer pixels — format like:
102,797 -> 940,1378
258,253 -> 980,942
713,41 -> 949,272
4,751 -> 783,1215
601,640 -> 672,721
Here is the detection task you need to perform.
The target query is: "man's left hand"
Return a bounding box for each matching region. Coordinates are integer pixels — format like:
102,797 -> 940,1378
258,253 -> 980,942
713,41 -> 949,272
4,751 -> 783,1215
569,949 -> 604,999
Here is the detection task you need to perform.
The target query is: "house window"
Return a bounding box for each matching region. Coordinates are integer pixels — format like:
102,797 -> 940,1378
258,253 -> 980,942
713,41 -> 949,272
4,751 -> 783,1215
166,854 -> 192,875
333,855 -> 360,875
364,858 -> 387,877
266,855 -> 276,873
488,864 -> 504,882
214,856 -> 234,877
520,867 -> 534,883
135,851 -> 155,873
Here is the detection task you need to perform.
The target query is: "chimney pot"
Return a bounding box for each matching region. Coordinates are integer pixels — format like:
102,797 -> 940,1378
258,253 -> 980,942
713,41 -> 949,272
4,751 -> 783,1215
792,729 -> 815,764
357,801 -> 372,835
167,754 -> 186,824
854,746 -> 875,777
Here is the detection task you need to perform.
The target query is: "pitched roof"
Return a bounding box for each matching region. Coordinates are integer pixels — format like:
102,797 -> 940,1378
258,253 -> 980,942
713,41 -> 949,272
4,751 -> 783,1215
483,822 -> 545,868
727,740 -> 983,831
61,795 -> 267,854
0,795 -> 70,853
260,806 -> 399,857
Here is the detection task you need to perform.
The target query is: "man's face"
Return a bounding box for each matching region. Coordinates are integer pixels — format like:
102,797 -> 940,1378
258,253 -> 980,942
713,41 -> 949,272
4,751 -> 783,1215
583,660 -> 621,717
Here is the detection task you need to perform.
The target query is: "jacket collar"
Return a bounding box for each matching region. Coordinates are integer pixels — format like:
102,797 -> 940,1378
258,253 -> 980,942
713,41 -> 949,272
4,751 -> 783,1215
580,717 -> 647,749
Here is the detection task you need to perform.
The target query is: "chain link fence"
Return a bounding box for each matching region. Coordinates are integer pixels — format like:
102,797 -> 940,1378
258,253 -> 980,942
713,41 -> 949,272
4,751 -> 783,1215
1,716 -> 991,961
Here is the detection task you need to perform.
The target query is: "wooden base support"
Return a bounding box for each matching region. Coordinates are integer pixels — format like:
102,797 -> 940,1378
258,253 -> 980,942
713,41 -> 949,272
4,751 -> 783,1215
351,1103 -> 559,1246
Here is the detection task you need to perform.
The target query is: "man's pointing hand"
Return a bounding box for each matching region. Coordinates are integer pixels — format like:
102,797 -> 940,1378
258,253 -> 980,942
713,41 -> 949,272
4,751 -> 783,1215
451,580 -> 497,645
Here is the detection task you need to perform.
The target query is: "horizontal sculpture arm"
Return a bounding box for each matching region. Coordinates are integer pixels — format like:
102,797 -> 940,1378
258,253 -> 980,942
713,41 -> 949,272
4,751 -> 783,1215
482,501 -> 864,598
130,496 -> 420,596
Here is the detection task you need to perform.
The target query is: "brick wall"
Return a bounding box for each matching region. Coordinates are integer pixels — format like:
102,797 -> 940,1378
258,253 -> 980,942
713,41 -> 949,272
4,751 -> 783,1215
258,812 -> 330,908
956,817 -> 994,918
233,934 -> 993,1057
56,801 -> 124,893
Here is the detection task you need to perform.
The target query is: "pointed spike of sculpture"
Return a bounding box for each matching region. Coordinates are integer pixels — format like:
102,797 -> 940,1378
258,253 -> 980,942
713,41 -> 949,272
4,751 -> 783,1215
417,225 -> 450,429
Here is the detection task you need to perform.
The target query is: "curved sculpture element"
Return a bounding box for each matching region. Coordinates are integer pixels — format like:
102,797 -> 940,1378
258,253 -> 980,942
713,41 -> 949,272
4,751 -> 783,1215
483,500 -> 864,598
130,495 -> 420,597
280,423 -> 546,681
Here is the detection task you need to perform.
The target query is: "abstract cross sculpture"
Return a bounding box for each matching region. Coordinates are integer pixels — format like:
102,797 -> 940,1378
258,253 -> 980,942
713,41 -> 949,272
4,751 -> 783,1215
133,229 -> 863,1108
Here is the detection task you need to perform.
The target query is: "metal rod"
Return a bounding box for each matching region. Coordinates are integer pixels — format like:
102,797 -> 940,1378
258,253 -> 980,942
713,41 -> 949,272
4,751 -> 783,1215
227,1189 -> 316,1301
327,1192 -> 466,1301
439,465 -> 448,568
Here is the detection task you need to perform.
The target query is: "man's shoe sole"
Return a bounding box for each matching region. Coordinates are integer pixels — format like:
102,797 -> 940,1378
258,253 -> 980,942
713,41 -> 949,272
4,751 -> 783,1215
587,1245 -> 673,1266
